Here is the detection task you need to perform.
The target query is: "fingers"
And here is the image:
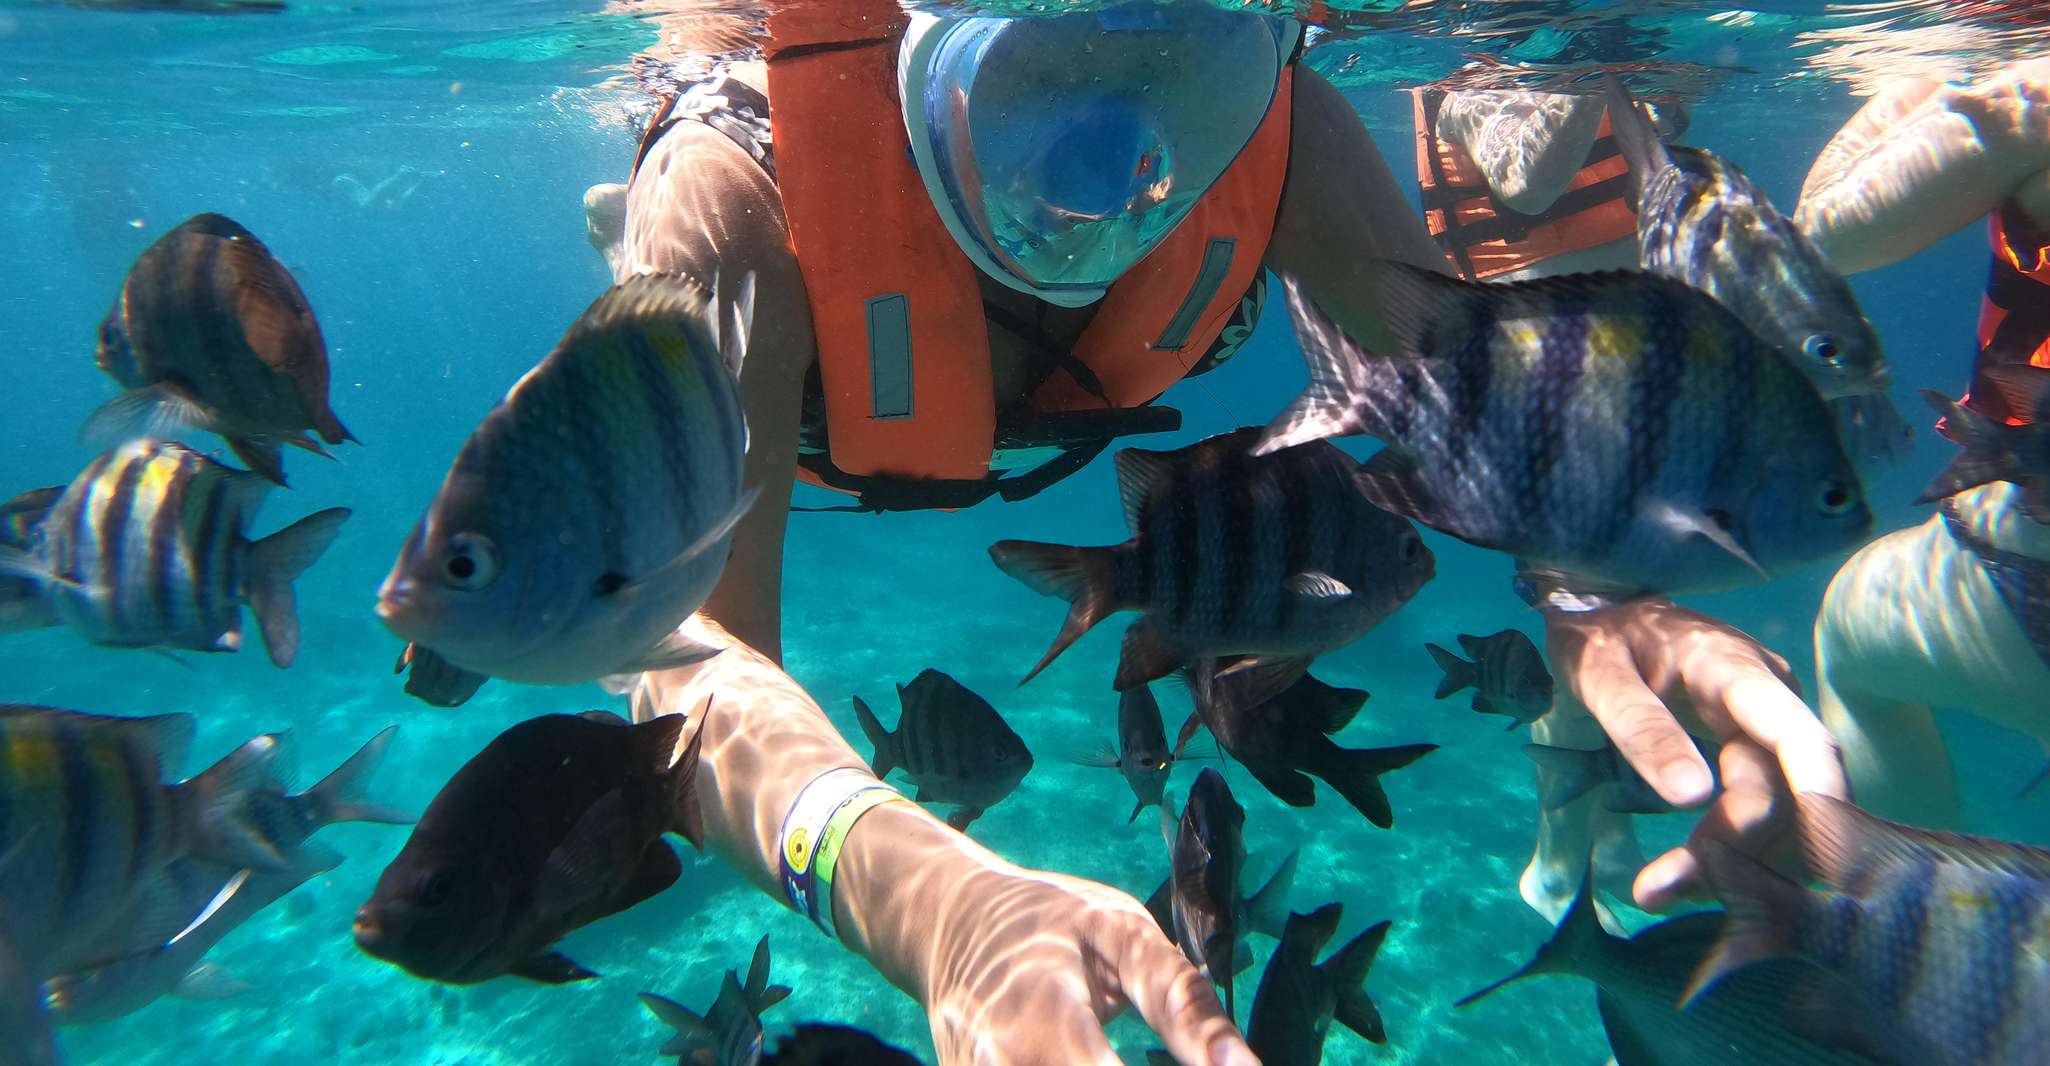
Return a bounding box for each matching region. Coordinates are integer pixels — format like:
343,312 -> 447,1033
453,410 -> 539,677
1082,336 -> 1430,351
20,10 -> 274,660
1634,738 -> 1790,910
1561,636 -> 1716,808
1095,911 -> 1257,1066
1713,669 -> 1849,800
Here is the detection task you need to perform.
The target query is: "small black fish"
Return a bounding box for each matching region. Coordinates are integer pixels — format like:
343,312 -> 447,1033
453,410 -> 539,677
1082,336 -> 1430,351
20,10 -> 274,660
1459,876 -> 1885,1066
761,1024 -> 926,1066
1171,768 -> 1248,1019
354,709 -> 704,985
1918,370 -> 2050,520
1425,629 -> 1553,729
1522,737 -> 1722,815
1246,904 -> 1390,1065
1179,658 -> 1437,829
1072,684 -> 1179,823
1144,850 -> 1298,979
991,428 -> 1434,690
394,643 -> 490,709
852,670 -> 1032,832
640,936 -> 791,1066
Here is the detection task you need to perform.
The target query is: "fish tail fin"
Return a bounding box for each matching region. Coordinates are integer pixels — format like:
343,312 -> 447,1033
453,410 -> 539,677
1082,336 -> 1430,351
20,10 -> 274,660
301,724 -> 411,827
1918,389 -> 2015,504
1684,838 -> 1809,1007
183,732 -> 291,869
1520,743 -> 1610,810
243,506 -> 350,669
1601,74 -> 1670,197
661,707 -> 708,850
851,695 -> 896,779
1425,642 -> 1476,700
1305,740 -> 1438,829
987,540 -> 1119,685
314,409 -> 357,447
81,382 -> 216,448
638,992 -> 716,1058
744,935 -> 792,1014
225,435 -> 291,487
1830,393 -> 1912,466
1325,918 -> 1393,1043
1457,872 -> 1608,1008
1256,273 -> 1402,455
1243,848 -> 1300,940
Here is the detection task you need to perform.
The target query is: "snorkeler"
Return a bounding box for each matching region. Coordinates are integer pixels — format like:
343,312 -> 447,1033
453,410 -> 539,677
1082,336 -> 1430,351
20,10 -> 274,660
585,1 -> 1859,1056
1794,58 -> 2050,827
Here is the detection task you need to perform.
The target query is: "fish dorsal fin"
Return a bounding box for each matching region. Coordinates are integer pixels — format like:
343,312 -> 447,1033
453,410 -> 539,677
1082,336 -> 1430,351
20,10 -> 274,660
744,935 -> 774,1004
175,212 -> 260,244
708,268 -> 758,380
1600,74 -> 1673,197
1454,633 -> 1489,658
1798,792 -> 2050,888
125,712 -> 199,777
1113,446 -> 1177,534
578,709 -> 630,727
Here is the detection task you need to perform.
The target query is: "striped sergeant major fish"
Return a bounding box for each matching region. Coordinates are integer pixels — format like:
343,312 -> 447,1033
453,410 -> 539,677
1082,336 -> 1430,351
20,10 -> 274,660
1261,266 -> 1873,598
638,936 -> 792,1066
0,439 -> 349,668
852,669 -> 1033,832
45,725 -> 408,1024
377,273 -> 758,687
0,706 -> 289,980
1245,903 -> 1390,1066
1424,629 -> 1553,729
1918,367 -> 2050,520
1604,77 -> 1908,466
1693,794 -> 2050,1065
88,212 -> 355,486
990,428 -> 1435,691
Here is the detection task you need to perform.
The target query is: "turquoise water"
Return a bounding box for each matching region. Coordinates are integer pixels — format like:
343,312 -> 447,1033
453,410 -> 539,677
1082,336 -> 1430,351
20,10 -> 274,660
2,1 -> 2048,1063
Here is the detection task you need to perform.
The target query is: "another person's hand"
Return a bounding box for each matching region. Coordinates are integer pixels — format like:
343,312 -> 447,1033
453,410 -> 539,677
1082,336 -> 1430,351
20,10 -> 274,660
902,842 -> 1255,1066
1544,598 -> 1850,910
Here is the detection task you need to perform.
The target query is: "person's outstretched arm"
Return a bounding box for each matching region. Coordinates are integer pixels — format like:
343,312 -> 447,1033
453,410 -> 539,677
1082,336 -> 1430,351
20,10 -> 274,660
1797,58 -> 2050,274
632,617 -> 1254,1066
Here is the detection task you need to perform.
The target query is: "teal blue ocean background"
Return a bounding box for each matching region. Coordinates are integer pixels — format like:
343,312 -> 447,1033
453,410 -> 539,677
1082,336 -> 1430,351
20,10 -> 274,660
2,2 -> 2046,1063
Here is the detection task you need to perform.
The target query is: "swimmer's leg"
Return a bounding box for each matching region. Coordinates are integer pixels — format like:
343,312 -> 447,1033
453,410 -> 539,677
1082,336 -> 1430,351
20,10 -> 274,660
1520,711 -> 1637,928
1817,639 -> 1960,828
619,120 -> 816,663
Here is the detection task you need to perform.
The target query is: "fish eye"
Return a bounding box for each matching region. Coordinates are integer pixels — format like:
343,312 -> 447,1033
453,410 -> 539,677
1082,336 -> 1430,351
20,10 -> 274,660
1802,334 -> 1843,365
440,533 -> 499,591
418,870 -> 455,909
1816,478 -> 1859,516
992,744 -> 1011,763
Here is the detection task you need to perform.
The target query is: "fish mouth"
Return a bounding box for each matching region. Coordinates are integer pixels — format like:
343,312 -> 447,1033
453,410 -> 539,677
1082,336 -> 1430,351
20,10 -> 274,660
375,577 -> 434,639
352,907 -> 391,957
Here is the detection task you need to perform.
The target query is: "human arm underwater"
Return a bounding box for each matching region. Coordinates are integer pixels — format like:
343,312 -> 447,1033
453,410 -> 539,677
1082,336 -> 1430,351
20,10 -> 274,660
1536,599 -> 1850,912
1797,57 -> 2050,274
632,618 -> 1256,1066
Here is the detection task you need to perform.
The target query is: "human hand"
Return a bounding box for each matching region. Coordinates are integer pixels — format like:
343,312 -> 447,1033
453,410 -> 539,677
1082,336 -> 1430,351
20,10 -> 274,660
904,848 -> 1256,1066
1543,598 -> 1849,910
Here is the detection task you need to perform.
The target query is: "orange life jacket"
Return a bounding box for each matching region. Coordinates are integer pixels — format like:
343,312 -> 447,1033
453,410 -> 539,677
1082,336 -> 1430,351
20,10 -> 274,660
763,0 -> 1292,511
1962,204 -> 2050,427
1411,87 -> 1637,281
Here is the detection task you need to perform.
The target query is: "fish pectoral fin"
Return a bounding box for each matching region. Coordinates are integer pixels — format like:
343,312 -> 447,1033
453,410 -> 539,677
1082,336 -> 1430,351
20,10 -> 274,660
508,951 -> 599,984
1284,570 -> 1353,601
173,960 -> 253,1002
609,486 -> 766,601
1645,501 -> 1769,580
536,788 -> 637,918
81,381 -> 216,448
621,629 -> 726,674
944,806 -> 984,832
